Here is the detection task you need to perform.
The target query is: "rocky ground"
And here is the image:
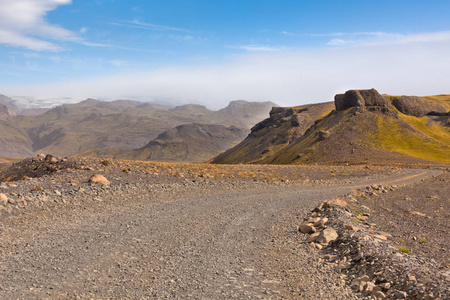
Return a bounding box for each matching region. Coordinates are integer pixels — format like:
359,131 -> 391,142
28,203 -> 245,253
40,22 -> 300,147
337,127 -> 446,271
298,171 -> 449,299
0,156 -> 448,299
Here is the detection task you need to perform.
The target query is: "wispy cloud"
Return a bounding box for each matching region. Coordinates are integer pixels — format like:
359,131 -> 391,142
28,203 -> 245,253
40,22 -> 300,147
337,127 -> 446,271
109,20 -> 191,33
230,45 -> 288,52
326,30 -> 450,47
0,0 -> 82,51
281,31 -> 395,38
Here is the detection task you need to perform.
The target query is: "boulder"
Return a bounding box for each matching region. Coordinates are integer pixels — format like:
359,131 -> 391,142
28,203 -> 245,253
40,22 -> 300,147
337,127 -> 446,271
392,96 -> 447,117
88,174 -> 110,185
324,198 -> 348,208
315,227 -> 338,244
335,89 -> 390,111
299,223 -> 316,234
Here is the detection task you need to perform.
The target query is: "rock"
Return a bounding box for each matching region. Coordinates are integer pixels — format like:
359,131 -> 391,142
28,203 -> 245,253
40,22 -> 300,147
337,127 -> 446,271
392,96 -> 447,117
88,174 -> 110,185
365,281 -> 376,292
313,217 -> 328,228
356,215 -> 368,221
324,198 -> 348,208
306,232 -> 320,243
351,279 -> 366,292
318,130 -> 330,141
335,89 -> 390,111
394,290 -> 408,299
0,193 -> 8,204
315,227 -> 338,244
307,217 -> 321,224
371,234 -> 388,241
344,223 -> 358,231
410,211 -> 426,217
31,185 -> 44,192
299,223 -> 316,234
314,243 -> 323,250
371,290 -> 386,299
36,153 -> 46,158
356,275 -> 370,282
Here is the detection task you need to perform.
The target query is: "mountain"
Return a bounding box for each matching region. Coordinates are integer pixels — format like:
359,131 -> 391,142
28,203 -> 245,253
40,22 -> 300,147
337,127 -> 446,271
212,89 -> 450,165
0,98 -> 276,158
0,94 -> 20,118
80,123 -> 248,162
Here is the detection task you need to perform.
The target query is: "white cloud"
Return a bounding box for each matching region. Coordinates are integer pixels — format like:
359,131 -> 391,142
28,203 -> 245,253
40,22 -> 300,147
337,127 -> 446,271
2,31 -> 449,109
327,39 -> 347,46
0,0 -> 80,51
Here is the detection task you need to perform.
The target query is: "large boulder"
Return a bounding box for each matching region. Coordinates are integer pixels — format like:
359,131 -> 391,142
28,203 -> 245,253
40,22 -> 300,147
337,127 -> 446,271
392,96 -> 447,117
335,89 -> 390,111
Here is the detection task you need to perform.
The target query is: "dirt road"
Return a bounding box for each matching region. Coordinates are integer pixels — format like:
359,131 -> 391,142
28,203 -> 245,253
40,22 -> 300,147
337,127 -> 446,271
0,168 -> 441,299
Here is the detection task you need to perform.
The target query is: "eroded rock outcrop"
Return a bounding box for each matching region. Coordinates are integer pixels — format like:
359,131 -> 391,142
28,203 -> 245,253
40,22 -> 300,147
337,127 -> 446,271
391,96 -> 447,117
335,89 -> 390,111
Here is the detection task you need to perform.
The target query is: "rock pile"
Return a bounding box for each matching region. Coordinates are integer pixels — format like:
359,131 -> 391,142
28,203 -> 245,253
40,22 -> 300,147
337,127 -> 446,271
0,154 -> 88,182
299,186 -> 448,299
298,198 -> 346,249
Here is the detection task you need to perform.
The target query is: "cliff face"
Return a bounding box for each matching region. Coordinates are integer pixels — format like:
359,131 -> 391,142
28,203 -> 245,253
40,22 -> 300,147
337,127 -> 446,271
213,89 -> 450,164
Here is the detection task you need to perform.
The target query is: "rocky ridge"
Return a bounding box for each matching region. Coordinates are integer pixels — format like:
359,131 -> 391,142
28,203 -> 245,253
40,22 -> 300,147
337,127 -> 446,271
213,89 -> 450,165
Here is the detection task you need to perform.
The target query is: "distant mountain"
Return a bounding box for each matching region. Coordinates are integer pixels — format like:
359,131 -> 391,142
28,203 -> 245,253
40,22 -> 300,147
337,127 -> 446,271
212,89 -> 450,164
80,123 -> 248,162
0,98 -> 276,158
0,94 -> 20,118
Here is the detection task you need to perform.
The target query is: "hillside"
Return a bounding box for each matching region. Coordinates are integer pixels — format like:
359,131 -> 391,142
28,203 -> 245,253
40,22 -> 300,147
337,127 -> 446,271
0,98 -> 276,158
212,89 -> 450,165
79,123 -> 248,162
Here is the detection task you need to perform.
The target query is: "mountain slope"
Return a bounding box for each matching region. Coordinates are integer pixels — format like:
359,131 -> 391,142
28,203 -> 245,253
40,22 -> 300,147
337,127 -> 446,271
211,102 -> 334,164
213,89 -> 450,165
80,123 -> 248,162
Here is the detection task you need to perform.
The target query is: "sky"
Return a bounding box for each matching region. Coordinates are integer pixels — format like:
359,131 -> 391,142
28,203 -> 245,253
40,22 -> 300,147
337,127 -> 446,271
0,0 -> 449,109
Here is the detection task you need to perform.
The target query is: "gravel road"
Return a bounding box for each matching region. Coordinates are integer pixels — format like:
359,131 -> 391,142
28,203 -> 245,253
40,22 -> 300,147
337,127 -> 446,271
0,168 -> 440,299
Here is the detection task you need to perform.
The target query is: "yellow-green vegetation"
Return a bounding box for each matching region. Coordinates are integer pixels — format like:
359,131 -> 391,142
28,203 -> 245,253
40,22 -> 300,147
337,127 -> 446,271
399,114 -> 450,145
419,238 -> 428,244
371,115 -> 450,162
398,246 -> 410,254
422,94 -> 450,109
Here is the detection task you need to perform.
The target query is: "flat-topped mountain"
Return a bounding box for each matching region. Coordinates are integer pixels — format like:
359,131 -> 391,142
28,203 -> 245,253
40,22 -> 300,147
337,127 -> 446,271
212,89 -> 450,164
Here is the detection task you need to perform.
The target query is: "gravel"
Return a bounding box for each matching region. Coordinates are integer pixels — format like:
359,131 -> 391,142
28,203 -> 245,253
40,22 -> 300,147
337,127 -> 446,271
0,157 -> 443,299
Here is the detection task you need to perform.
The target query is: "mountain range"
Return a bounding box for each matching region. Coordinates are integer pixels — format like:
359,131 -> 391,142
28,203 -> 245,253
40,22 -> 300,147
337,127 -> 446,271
0,95 -> 276,159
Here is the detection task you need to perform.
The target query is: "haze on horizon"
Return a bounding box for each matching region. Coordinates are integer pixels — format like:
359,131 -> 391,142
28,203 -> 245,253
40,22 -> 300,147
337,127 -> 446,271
0,0 -> 449,109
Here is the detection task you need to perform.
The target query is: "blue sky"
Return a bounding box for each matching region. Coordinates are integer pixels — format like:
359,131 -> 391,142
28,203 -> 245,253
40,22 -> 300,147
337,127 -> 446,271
0,0 -> 449,108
